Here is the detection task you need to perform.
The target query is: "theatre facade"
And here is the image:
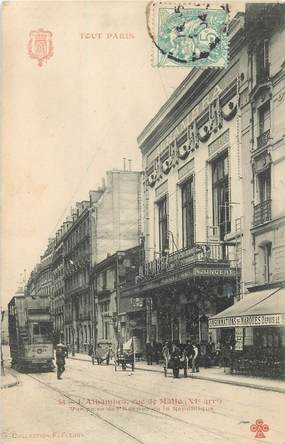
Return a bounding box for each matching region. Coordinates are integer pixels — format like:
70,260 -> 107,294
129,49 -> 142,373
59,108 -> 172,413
121,15 -> 246,353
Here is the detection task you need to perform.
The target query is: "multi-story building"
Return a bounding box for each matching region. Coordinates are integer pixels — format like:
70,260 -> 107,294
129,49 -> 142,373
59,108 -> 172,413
51,226 -> 66,343
26,240 -> 54,299
63,201 -> 92,354
36,239 -> 55,297
64,168 -> 142,353
121,14 -> 246,356
210,4 -> 285,372
90,245 -> 142,350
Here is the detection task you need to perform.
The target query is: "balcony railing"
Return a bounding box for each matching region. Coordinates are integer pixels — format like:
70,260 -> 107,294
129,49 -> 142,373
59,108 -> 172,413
140,242 -> 237,279
253,199 -> 272,226
257,129 -> 270,150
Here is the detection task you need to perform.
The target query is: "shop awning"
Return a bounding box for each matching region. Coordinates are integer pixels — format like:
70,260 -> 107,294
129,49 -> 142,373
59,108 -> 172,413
209,287 -> 285,328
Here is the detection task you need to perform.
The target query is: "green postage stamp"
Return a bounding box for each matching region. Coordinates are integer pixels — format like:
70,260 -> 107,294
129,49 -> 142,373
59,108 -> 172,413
151,3 -> 229,68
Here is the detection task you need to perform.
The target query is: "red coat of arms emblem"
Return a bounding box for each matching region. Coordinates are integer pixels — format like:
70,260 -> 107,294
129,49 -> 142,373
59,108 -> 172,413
28,29 -> 53,67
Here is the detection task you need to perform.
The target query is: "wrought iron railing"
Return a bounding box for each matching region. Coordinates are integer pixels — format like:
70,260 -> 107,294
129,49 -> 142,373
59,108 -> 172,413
257,129 -> 270,150
140,242 -> 237,278
253,199 -> 272,226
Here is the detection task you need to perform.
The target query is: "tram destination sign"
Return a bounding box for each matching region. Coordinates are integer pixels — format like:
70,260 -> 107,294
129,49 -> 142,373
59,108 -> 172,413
209,313 -> 285,329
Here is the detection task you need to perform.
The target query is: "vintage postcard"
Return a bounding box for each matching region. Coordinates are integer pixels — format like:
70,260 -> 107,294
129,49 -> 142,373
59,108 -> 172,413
1,1 -> 285,444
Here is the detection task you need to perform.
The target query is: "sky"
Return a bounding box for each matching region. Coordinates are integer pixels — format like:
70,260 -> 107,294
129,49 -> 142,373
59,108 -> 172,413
1,0 -> 243,306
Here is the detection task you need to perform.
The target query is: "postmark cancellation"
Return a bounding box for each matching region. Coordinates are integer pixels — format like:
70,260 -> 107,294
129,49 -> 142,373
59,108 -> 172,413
150,2 -> 229,68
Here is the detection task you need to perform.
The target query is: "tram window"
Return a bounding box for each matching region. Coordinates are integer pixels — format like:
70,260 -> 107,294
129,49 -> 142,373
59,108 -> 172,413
33,324 -> 40,335
40,322 -> 51,336
33,322 -> 51,336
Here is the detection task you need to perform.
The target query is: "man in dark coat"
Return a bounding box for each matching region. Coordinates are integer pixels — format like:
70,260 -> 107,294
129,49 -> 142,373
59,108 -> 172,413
56,343 -> 67,380
145,341 -> 153,365
183,340 -> 194,377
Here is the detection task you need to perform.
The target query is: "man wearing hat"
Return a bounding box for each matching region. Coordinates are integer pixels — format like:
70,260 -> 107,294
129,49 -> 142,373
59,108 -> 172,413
55,343 -> 68,380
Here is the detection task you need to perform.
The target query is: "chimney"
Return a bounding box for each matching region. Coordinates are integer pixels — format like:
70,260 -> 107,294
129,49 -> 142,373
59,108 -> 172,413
128,159 -> 132,171
123,158 -> 126,171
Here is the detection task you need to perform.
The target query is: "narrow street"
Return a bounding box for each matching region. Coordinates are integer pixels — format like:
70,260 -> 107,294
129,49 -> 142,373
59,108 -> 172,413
2,358 -> 285,444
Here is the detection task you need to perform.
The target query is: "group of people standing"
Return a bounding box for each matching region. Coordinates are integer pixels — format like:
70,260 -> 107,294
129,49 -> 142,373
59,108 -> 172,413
146,339 -> 200,378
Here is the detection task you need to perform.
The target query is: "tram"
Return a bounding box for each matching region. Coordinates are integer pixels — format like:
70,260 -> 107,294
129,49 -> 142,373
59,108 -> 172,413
8,289 -> 54,372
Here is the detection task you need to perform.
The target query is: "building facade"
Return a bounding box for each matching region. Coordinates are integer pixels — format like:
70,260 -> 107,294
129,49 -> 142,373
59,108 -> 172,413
241,3 -> 285,352
207,4 -> 285,377
51,228 -> 66,344
63,169 -> 143,353
121,15 -> 247,356
90,245 -> 142,351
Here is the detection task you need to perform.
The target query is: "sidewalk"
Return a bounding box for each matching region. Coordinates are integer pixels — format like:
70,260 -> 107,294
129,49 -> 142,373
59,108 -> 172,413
68,353 -> 285,394
1,369 -> 19,389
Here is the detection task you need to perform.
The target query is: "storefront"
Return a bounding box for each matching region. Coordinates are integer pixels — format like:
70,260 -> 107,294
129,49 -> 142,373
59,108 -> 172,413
121,242 -> 239,365
209,287 -> 285,378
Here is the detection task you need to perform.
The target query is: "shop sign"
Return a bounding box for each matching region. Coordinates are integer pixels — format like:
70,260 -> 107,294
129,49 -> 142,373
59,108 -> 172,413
235,327 -> 243,351
194,268 -> 237,277
209,314 -> 285,329
131,297 -> 144,308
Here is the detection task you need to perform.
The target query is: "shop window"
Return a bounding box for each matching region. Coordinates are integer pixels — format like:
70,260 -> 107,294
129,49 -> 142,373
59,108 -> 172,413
256,39 -> 269,83
157,197 -> 169,255
212,153 -> 231,240
181,178 -> 195,249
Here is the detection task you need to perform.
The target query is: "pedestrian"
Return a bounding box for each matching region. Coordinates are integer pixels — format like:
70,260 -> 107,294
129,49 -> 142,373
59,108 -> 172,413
162,340 -> 171,376
191,343 -> 200,373
145,341 -> 153,365
56,343 -> 67,380
153,341 -> 160,364
106,344 -> 112,365
183,340 -> 193,377
88,342 -> 93,358
171,342 -> 182,378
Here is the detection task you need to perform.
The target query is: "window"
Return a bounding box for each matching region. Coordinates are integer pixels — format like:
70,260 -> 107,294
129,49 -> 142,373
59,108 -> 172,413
263,243 -> 272,283
258,168 -> 271,203
102,271 -> 107,290
212,154 -> 230,240
157,197 -> 169,254
101,302 -> 110,340
258,102 -> 270,135
181,178 -> 194,249
33,324 -> 40,335
256,39 -> 269,83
